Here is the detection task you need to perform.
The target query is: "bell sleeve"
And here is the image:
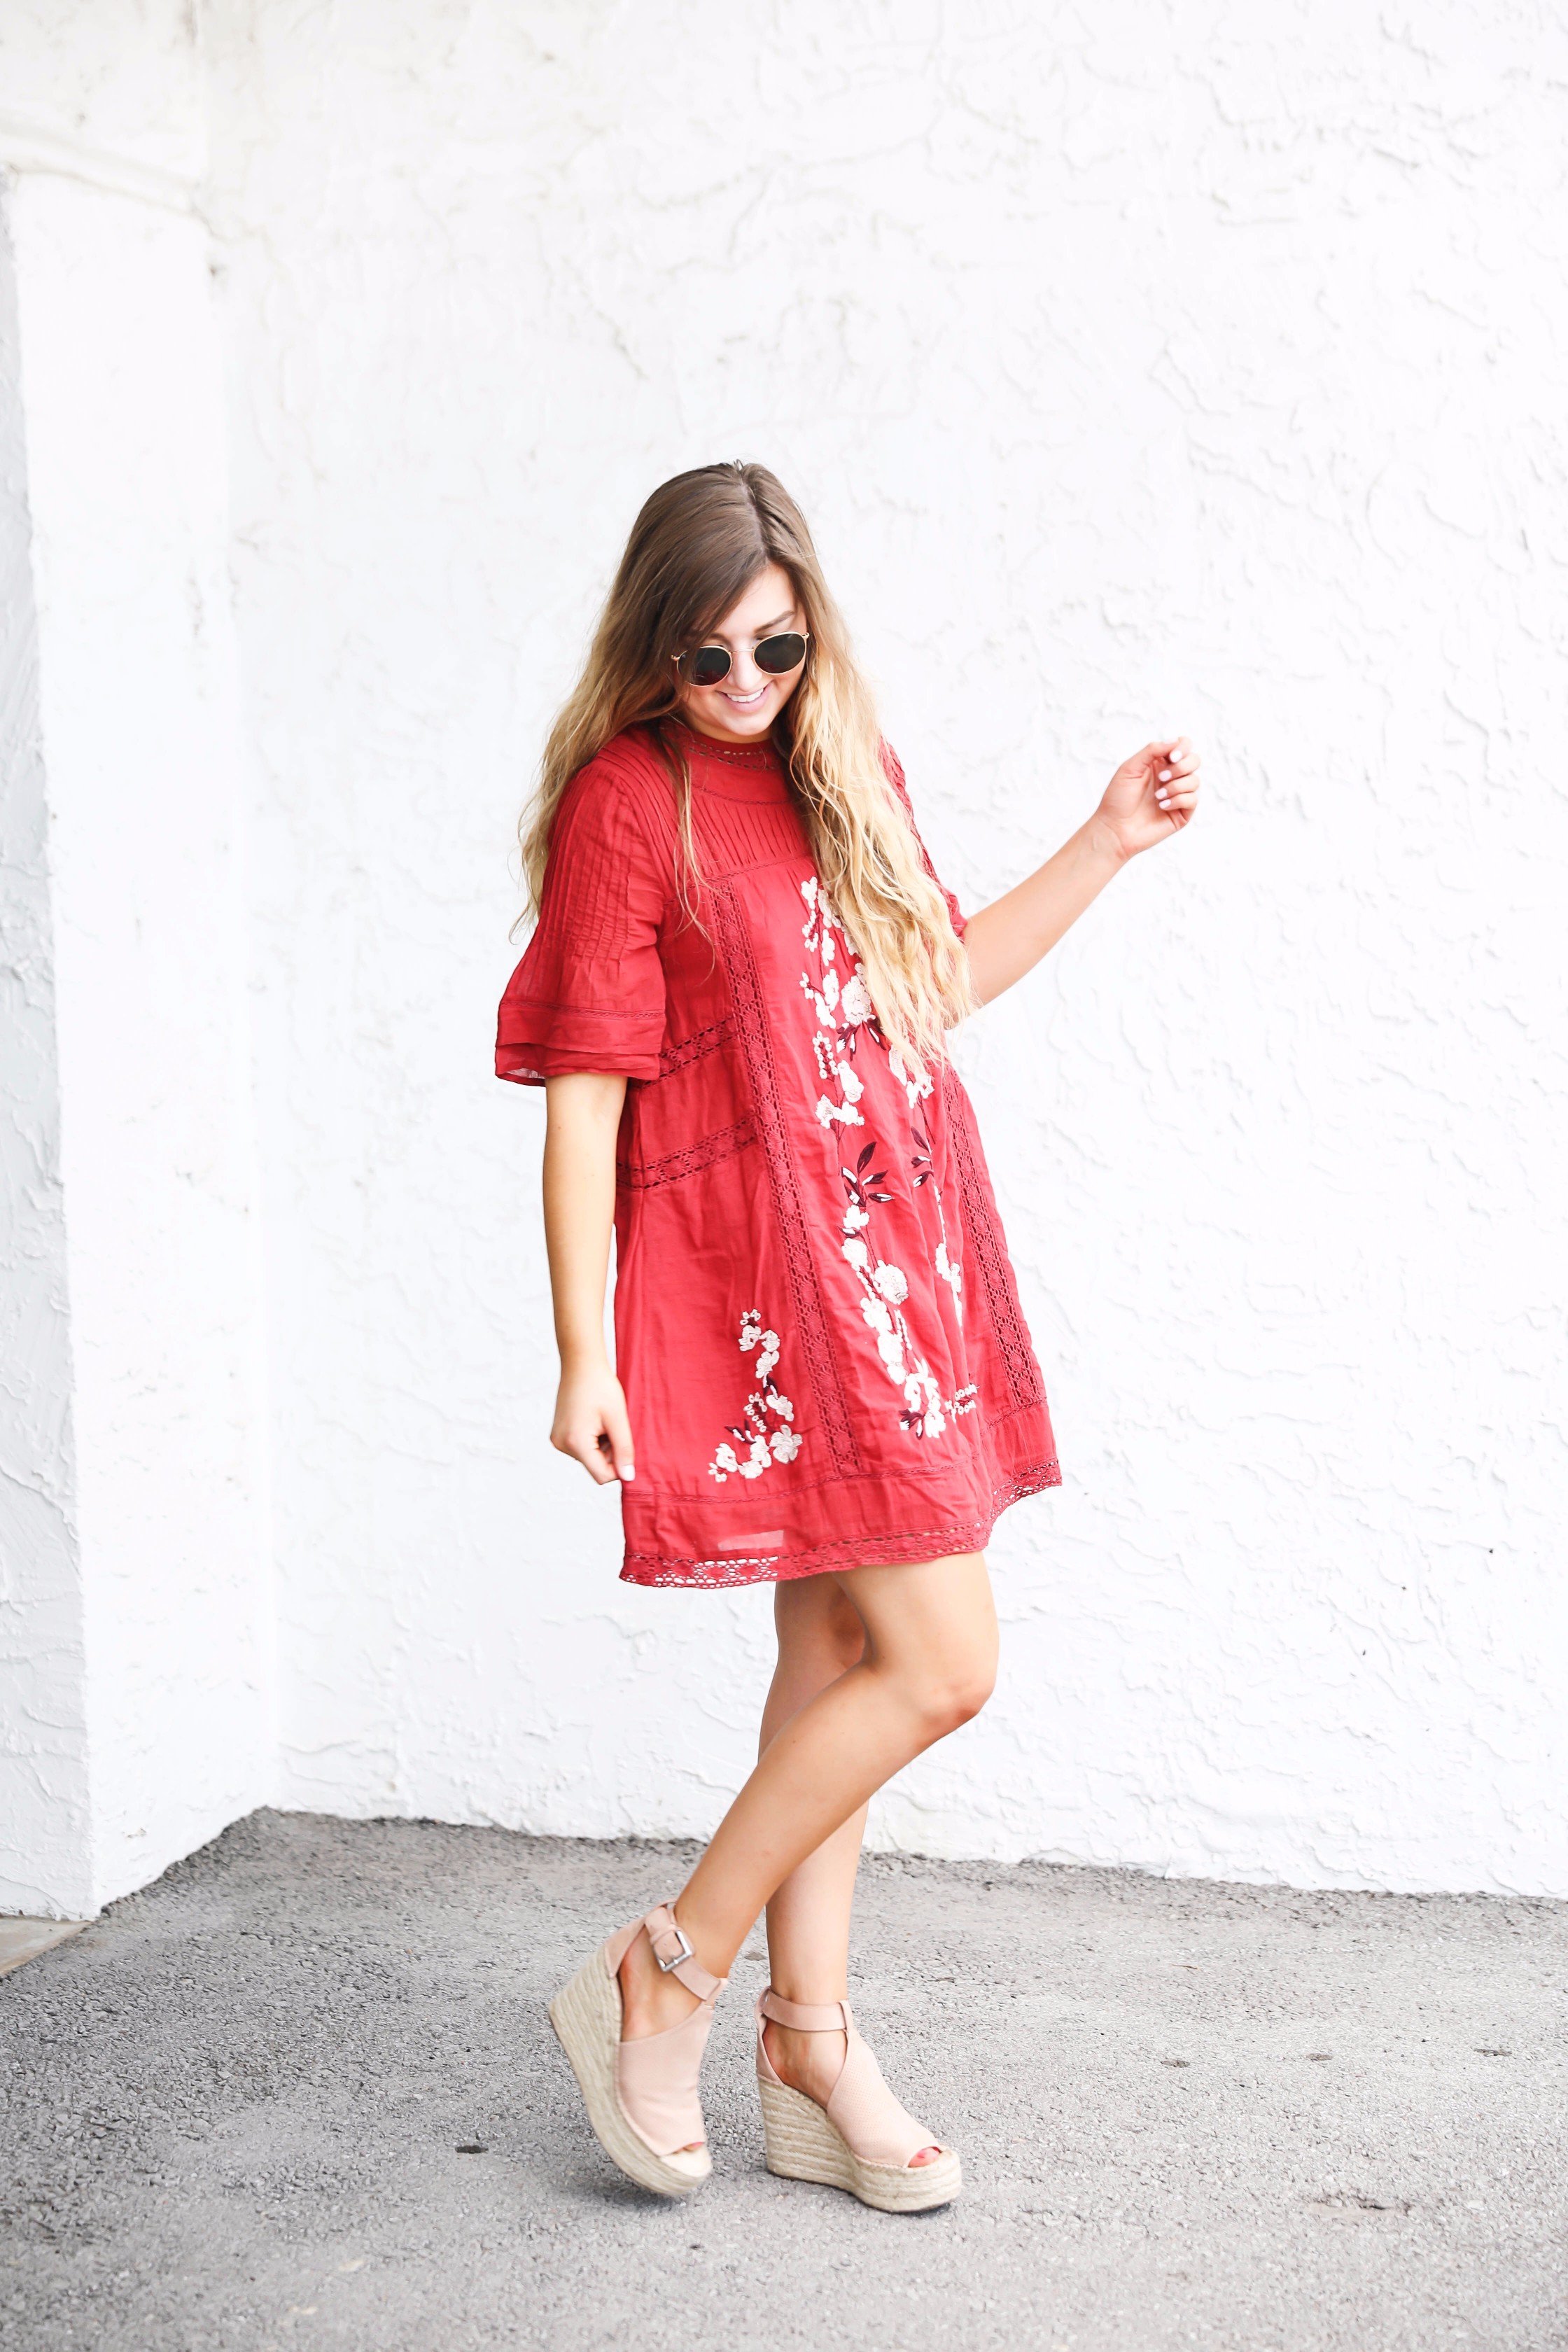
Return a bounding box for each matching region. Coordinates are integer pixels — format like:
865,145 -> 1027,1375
495,759 -> 671,1086
879,742 -> 967,939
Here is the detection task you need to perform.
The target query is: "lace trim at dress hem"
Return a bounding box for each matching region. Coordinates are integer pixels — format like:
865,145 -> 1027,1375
619,1458 -> 1061,1588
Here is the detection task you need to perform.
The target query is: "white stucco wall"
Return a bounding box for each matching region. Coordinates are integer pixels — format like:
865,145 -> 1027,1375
0,4 -> 275,1914
200,0 -> 1568,1896
0,197 -> 90,1919
3,3 -> 1563,1908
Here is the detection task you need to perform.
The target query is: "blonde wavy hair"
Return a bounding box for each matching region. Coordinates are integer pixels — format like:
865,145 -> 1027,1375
519,461 -> 975,1065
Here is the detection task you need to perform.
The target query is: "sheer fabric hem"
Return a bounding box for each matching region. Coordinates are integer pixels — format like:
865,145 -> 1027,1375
619,1460 -> 1061,1589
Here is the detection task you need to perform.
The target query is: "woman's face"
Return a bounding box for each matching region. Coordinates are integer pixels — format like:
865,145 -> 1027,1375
673,561 -> 806,744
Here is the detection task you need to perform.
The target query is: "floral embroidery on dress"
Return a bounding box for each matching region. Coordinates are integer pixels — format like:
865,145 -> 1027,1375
707,1310 -> 803,1483
911,1116 -> 963,1318
799,878 -> 974,1441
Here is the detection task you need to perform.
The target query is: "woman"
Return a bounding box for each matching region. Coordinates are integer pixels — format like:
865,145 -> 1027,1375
497,461 -> 1200,2211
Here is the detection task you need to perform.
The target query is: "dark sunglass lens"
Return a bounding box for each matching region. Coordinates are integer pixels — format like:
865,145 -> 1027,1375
754,633 -> 806,676
687,645 -> 732,686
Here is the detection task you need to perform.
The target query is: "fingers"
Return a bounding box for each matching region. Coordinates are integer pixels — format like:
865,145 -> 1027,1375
552,1410 -> 636,1485
601,1394 -> 637,1485
555,1425 -> 620,1485
1154,737 -> 1200,816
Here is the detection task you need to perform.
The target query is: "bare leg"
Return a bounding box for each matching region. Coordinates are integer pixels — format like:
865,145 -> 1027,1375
752,1576 -> 941,2164
617,1550 -> 997,2150
760,1575 -> 868,2035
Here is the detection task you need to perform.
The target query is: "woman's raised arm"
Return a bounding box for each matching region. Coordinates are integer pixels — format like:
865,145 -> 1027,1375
962,736 -> 1201,1005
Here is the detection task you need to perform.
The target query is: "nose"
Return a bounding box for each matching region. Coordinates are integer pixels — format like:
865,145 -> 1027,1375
724,643 -> 765,692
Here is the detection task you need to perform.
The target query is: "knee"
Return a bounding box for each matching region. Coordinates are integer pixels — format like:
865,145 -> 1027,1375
904,1652 -> 997,1741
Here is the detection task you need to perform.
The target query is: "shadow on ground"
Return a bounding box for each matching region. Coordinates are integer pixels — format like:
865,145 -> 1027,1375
2,1810 -> 1564,2351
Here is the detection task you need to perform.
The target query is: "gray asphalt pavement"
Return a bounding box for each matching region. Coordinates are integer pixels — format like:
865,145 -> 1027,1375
3,1809 -> 1564,2351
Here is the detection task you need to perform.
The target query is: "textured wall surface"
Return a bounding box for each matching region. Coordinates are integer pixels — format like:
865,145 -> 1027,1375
199,0 -> 1568,1895
0,198 -> 90,1918
0,2 -> 276,1914
4,3 -> 1564,1904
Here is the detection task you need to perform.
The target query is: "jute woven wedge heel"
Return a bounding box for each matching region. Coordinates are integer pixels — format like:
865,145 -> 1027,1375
755,1989 -> 962,2213
548,1904 -> 727,2197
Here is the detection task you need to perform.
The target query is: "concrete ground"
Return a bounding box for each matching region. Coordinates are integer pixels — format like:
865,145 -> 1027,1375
2,1812 -> 1565,2352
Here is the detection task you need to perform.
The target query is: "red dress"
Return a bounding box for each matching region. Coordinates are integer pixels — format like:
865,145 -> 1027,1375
496,720 -> 1060,1588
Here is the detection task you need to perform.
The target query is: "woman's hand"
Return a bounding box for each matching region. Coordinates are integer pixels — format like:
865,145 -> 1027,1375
1093,736 -> 1202,862
962,734 -> 1203,1003
551,1356 -> 636,1486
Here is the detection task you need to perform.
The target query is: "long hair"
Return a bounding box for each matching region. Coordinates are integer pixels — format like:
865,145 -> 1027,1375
519,461 -> 975,1065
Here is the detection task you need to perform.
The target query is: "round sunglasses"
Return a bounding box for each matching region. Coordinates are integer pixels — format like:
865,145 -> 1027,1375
675,631 -> 808,687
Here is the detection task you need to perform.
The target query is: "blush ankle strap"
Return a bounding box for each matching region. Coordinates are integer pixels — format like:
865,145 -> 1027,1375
642,1904 -> 728,2002
757,1989 -> 853,2033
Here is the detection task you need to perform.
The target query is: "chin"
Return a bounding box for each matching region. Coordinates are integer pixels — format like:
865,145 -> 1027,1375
692,696 -> 774,739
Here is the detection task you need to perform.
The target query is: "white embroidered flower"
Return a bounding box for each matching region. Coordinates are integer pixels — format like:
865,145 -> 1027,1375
887,1047 -> 933,1108
799,873 -> 971,1445
707,1314 -> 802,1485
840,972 -> 873,1026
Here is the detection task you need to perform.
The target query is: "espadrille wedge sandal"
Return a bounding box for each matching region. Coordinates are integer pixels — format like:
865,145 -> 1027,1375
548,1904 -> 727,2197
755,1989 -> 962,2213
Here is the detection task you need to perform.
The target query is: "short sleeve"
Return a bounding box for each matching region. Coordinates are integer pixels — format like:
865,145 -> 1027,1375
495,757 -> 671,1087
879,742 -> 967,939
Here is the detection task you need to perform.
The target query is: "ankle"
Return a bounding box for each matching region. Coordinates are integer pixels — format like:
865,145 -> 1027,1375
764,2019 -> 847,2101
617,1926 -> 702,2040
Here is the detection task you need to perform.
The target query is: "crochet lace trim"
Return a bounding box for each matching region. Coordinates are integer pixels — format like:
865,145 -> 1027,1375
655,1018 -> 732,1079
619,1117 -> 756,1191
620,1460 -> 1062,1588
946,1074 -> 1046,1415
663,717 -> 784,771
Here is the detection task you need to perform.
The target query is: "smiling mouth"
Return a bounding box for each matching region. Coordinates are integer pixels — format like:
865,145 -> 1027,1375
720,685 -> 769,707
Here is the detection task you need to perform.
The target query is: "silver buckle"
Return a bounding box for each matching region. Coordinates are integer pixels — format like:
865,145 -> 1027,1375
654,1923 -> 694,1973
